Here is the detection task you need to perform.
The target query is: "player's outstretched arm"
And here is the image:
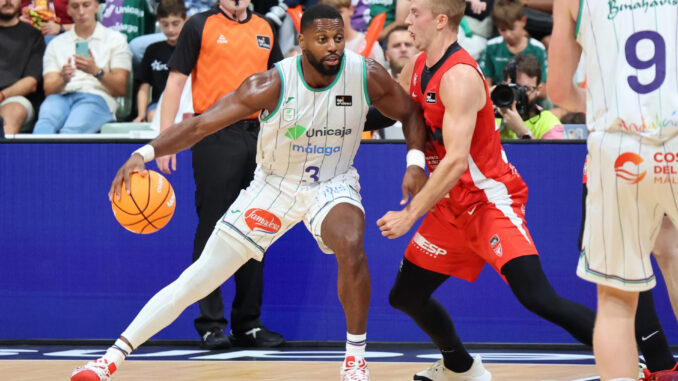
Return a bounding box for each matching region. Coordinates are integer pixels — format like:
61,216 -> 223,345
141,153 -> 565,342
150,69 -> 281,158
109,69 -> 281,200
366,58 -> 429,203
547,0 -> 585,113
377,64 -> 485,238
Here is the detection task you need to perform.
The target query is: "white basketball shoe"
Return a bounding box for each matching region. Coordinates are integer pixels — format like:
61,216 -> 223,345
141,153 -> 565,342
414,355 -> 491,381
71,358 -> 117,381
341,355 -> 370,381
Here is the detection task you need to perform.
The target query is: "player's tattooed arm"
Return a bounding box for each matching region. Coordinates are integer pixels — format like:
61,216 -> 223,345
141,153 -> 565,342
149,69 -> 282,158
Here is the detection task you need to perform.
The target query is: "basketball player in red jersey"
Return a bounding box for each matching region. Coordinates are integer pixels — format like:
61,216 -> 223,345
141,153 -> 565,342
377,0 -> 598,379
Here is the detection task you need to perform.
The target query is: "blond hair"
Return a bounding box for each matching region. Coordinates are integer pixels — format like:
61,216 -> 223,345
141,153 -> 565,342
427,0 -> 465,30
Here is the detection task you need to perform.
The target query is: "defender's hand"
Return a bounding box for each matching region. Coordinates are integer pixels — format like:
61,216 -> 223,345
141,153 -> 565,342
155,154 -> 177,174
109,154 -> 147,201
377,209 -> 417,239
401,166 -> 427,205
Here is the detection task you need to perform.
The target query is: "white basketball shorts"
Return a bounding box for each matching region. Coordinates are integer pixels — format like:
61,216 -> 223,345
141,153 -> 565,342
216,165 -> 364,260
578,131 -> 678,291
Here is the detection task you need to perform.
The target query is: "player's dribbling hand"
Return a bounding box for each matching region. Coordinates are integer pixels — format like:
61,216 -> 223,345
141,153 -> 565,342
377,210 -> 416,239
109,154 -> 147,201
155,154 -> 177,174
401,166 -> 428,206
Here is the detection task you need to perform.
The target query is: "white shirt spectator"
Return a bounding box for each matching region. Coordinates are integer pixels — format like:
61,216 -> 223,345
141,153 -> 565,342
43,22 -> 132,115
345,32 -> 387,68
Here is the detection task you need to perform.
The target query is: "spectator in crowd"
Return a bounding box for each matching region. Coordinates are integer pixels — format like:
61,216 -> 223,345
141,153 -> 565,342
127,0 -> 215,68
33,0 -> 131,134
156,0 -> 284,349
100,0 -> 156,43
320,0 -> 386,67
133,0 -> 186,123
0,0 -> 45,134
350,0 -> 369,32
20,0 -> 73,40
495,54 -> 563,139
383,24 -> 415,80
369,0 -> 407,41
478,0 -> 546,86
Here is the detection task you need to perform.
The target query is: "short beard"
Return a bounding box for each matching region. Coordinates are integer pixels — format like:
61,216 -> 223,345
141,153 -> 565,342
0,10 -> 18,21
303,49 -> 341,77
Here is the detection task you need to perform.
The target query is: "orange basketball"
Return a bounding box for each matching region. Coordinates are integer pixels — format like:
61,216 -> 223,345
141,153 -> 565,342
111,170 -> 176,234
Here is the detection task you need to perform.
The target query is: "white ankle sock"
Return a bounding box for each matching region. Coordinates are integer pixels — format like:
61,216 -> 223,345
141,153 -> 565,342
346,332 -> 366,358
609,378 -> 635,381
103,339 -> 133,368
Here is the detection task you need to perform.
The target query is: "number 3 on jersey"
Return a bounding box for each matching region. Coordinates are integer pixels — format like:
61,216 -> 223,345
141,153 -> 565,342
625,30 -> 666,94
305,166 -> 320,182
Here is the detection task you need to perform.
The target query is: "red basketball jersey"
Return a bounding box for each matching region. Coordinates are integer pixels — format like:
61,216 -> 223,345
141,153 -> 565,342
410,44 -> 528,215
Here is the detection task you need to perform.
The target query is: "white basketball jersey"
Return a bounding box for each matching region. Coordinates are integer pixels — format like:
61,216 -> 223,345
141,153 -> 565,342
576,2 -> 678,143
257,50 -> 370,183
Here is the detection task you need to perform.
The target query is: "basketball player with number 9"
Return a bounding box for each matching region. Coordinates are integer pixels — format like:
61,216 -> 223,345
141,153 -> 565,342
549,1 -> 678,380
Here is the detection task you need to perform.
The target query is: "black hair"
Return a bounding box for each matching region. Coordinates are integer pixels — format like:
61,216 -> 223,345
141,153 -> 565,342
299,4 -> 343,33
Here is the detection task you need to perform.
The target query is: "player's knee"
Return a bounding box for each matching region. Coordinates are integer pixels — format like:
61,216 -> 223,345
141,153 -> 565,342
329,229 -> 364,256
388,284 -> 421,313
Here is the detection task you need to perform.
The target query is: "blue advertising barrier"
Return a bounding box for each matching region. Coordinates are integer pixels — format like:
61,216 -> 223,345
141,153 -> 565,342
1,142 -> 676,343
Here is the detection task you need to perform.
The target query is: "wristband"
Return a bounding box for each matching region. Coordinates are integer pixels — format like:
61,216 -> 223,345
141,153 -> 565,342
132,144 -> 155,163
406,149 -> 426,170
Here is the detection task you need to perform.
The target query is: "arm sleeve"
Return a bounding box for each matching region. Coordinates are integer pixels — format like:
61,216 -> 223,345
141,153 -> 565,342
364,106 -> 396,131
167,14 -> 205,75
24,31 -> 46,81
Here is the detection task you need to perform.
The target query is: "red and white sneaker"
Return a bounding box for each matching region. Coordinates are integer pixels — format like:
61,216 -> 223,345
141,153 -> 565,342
71,358 -> 117,381
340,356 -> 370,381
641,362 -> 678,381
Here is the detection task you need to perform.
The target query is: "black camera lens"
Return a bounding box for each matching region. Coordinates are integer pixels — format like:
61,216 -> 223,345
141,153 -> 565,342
491,84 -> 515,109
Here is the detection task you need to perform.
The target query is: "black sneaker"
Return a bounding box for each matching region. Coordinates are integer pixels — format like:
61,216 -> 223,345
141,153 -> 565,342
200,329 -> 232,350
229,326 -> 285,348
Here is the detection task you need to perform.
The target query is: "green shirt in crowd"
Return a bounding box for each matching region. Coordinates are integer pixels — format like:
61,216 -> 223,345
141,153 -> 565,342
479,36 -> 548,85
370,0 -> 396,26
497,110 -> 563,139
101,0 -> 156,42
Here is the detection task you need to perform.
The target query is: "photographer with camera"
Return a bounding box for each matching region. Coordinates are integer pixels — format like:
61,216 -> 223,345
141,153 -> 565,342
493,54 -> 563,139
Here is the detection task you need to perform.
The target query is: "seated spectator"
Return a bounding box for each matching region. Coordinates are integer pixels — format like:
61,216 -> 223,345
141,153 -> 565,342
20,0 -> 73,41
495,54 -> 563,139
100,0 -> 156,43
1,0 -> 45,134
320,0 -> 386,67
478,0 -> 547,87
127,0 -> 215,68
33,0 -> 131,134
383,25 -> 416,80
133,0 -> 186,123
370,0 -> 408,41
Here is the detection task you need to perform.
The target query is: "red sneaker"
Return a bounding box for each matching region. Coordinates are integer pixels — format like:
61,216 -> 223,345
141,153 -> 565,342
71,358 -> 117,381
340,356 -> 370,381
641,363 -> 678,381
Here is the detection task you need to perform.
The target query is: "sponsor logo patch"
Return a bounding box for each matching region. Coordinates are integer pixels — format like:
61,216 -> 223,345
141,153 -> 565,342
614,152 -> 646,184
244,208 -> 281,234
283,108 -> 295,122
426,92 -> 437,104
285,125 -> 307,140
256,35 -> 271,49
490,234 -> 502,257
336,95 -> 352,106
412,232 -> 447,258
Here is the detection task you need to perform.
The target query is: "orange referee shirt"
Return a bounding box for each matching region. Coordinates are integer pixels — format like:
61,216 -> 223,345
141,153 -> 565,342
167,8 -> 283,116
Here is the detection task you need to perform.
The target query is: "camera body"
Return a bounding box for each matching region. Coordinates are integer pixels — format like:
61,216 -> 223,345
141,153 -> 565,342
491,82 -> 529,119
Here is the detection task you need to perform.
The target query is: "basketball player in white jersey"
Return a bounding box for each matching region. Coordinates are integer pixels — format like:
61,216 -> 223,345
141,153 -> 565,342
549,1 -> 678,379
70,5 -> 428,381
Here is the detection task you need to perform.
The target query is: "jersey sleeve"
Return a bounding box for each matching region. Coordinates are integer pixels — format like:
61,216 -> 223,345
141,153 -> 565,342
167,12 -> 206,75
24,29 -> 46,81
